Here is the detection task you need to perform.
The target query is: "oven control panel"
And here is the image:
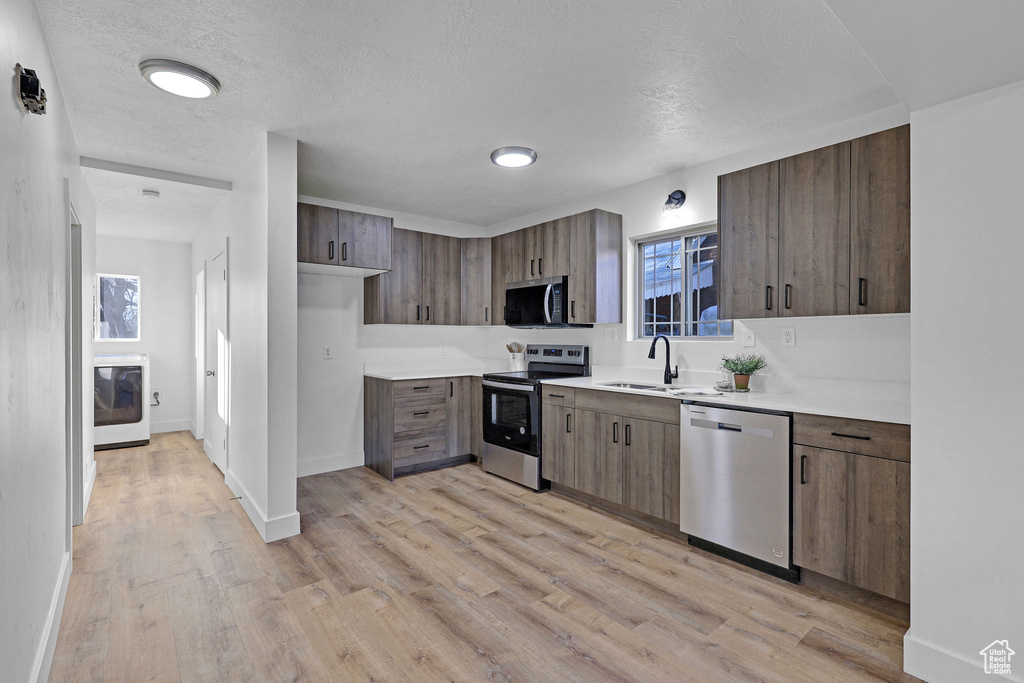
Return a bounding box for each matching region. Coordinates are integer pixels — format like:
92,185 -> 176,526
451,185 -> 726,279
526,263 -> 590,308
525,344 -> 589,365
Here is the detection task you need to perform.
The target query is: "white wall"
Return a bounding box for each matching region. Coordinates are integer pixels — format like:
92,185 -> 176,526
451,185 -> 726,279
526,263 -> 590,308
95,235 -> 193,433
296,105 -> 913,476
191,133 -> 300,542
0,0 -> 96,680
903,79 -> 1024,683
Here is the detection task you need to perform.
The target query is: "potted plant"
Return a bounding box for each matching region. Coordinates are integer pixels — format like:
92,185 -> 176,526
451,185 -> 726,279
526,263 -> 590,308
721,354 -> 768,392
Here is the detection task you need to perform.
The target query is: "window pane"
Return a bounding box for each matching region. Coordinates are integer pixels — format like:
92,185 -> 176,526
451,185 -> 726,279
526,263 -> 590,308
97,275 -> 140,340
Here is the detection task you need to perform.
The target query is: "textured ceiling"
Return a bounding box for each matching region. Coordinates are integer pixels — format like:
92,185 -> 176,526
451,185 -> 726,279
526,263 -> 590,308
821,0 -> 1024,111
38,0 -> 899,228
84,167 -> 228,243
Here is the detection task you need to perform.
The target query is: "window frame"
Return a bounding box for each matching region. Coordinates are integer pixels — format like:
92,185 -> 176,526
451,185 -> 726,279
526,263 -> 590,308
635,225 -> 731,340
94,272 -> 142,342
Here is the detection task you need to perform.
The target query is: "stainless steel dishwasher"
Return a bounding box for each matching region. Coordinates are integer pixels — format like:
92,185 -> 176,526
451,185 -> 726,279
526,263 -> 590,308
679,403 -> 796,580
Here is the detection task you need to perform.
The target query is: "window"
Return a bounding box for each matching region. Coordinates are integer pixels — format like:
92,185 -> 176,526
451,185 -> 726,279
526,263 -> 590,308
637,230 -> 732,338
95,273 -> 140,341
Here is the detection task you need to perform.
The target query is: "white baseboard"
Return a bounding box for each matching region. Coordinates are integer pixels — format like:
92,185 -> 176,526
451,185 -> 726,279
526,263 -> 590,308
223,469 -> 301,543
151,419 -> 192,434
297,450 -> 364,478
83,458 -> 97,511
31,551 -> 71,683
904,628 -> 1019,682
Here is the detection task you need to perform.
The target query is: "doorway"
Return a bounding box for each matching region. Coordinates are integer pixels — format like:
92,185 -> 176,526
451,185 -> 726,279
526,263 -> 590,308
194,269 -> 205,439
204,246 -> 228,472
65,185 -> 90,529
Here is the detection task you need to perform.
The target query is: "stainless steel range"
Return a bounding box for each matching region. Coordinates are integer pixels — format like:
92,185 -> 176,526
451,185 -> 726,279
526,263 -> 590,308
481,344 -> 590,489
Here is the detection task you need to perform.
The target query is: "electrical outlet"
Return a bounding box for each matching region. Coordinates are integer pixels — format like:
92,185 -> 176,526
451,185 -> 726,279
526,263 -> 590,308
439,345 -> 447,356
322,345 -> 333,360
782,327 -> 796,347
152,389 -> 161,402
605,327 -> 618,340
742,329 -> 756,347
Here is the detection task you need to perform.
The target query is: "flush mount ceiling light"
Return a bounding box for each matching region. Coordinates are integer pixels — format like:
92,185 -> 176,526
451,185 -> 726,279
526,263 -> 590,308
490,146 -> 537,168
141,189 -> 160,200
139,59 -> 220,100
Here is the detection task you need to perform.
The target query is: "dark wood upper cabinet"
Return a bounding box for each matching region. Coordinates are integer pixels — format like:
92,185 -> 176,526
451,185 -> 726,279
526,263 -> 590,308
491,230 -> 525,325
779,141 -> 851,317
337,210 -> 392,270
717,161 -> 780,320
461,237 -> 492,325
850,124 -> 910,314
718,125 -> 909,321
568,209 -> 623,324
298,203 -> 391,270
421,233 -> 462,325
365,228 -> 422,325
297,203 -> 339,265
524,220 -> 572,279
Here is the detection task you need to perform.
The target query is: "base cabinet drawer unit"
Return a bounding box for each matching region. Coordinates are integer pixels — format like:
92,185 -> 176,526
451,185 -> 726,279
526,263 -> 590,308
364,376 -> 474,480
792,413 -> 910,603
544,387 -> 680,525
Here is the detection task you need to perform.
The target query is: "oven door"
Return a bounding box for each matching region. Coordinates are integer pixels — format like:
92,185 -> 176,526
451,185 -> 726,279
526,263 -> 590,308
482,380 -> 540,456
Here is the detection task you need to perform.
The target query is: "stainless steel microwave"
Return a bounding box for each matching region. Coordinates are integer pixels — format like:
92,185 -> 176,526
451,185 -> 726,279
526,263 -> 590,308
504,276 -> 581,328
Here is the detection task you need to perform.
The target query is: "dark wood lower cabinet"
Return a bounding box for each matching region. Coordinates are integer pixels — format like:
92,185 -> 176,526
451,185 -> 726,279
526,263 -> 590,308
574,410 -> 623,505
364,375 -> 474,480
793,444 -> 910,603
541,404 -> 575,486
623,418 -> 680,524
548,397 -> 680,526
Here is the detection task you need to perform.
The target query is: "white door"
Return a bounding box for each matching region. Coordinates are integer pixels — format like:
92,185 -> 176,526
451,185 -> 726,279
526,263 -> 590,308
204,250 -> 228,471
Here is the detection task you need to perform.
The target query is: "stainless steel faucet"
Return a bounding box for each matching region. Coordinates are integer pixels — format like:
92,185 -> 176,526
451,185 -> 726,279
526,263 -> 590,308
648,334 -> 679,385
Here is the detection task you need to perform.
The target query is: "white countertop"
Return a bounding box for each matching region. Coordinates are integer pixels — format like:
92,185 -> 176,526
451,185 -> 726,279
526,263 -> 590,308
364,367 -> 489,381
541,376 -> 910,425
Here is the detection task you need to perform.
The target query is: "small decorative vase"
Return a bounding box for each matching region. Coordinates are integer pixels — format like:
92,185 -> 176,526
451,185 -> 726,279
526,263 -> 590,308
509,353 -> 522,371
733,374 -> 751,392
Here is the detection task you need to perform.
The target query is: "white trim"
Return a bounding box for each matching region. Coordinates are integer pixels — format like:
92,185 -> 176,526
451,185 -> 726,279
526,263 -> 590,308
83,459 -> 97,512
30,551 -> 71,683
297,451 -> 364,478
223,469 -> 300,543
903,629 -> 1020,683
151,419 -> 192,434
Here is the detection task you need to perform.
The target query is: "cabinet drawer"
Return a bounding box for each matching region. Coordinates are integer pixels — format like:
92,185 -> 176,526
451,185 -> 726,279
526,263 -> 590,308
793,413 -> 909,462
574,388 -> 680,425
394,427 -> 447,466
393,378 -> 447,398
542,385 -> 575,407
394,395 -> 446,432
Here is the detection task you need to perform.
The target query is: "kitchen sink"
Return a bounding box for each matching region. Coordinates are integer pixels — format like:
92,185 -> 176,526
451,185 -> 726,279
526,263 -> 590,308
599,382 -> 658,390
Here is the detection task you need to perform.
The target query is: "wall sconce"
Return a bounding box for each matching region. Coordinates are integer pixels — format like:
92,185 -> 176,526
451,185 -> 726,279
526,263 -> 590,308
663,190 -> 686,211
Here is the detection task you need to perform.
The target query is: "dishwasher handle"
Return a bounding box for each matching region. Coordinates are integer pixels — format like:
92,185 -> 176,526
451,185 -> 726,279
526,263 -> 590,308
688,417 -> 777,439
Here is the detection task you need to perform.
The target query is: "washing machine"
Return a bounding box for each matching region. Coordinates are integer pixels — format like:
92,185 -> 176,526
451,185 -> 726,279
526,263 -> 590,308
94,354 -> 150,449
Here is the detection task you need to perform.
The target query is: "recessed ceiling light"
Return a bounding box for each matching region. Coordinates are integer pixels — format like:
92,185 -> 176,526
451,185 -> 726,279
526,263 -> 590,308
142,189 -> 160,200
490,146 -> 538,168
139,59 -> 221,100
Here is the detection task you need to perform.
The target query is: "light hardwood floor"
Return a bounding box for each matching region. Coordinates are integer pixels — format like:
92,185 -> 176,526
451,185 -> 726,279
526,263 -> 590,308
50,431 -> 918,682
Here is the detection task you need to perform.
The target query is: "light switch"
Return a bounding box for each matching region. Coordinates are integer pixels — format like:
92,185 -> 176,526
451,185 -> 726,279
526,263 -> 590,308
322,345 -> 333,360
782,328 -> 795,347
